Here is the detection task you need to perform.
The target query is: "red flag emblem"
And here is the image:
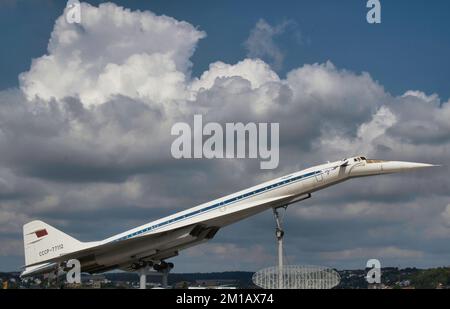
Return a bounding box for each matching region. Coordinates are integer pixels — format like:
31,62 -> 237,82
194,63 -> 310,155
35,229 -> 48,238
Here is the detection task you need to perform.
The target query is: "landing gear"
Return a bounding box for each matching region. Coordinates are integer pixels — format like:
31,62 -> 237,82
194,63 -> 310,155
135,261 -> 174,289
45,263 -> 64,288
153,261 -> 173,288
153,261 -> 174,271
131,260 -> 153,270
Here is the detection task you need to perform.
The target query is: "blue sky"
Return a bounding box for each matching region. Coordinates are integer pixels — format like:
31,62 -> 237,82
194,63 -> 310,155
1,0 -> 450,99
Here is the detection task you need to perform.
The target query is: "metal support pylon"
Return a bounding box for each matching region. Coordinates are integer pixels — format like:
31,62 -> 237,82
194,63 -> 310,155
138,265 -> 151,289
273,207 -> 285,289
137,262 -> 172,289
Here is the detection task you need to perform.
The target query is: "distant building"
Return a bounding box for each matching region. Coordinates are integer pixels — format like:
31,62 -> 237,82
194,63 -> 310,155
398,280 -> 411,287
175,281 -> 191,289
195,279 -> 237,287
85,274 -> 110,288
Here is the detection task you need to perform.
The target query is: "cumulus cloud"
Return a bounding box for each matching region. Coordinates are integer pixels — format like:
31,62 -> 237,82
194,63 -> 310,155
244,19 -> 299,70
402,90 -> 440,103
19,2 -> 205,105
185,242 -> 273,271
321,105 -> 397,157
191,58 -> 280,92
0,2 -> 449,272
442,205 -> 450,226
320,246 -> 424,261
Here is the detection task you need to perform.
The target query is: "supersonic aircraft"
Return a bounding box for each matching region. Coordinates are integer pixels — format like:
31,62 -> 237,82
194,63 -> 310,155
21,156 -> 435,278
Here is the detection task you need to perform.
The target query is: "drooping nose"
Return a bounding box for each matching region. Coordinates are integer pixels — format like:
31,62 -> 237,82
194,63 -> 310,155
348,160 -> 437,177
380,161 -> 438,173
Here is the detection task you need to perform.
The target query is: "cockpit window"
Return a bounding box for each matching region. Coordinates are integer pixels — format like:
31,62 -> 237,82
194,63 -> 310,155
366,159 -> 385,163
354,157 -> 366,162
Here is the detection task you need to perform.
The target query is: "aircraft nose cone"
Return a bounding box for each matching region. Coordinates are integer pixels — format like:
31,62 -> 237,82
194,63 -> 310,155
381,161 -> 438,173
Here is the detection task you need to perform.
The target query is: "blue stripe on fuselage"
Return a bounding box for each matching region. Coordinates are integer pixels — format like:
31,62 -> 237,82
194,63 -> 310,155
113,170 -> 323,242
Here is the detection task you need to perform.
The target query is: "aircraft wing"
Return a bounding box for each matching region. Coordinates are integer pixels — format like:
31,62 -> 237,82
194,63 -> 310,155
22,224 -> 199,274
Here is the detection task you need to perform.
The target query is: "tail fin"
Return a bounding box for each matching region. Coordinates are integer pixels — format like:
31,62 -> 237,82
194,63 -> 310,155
23,220 -> 83,266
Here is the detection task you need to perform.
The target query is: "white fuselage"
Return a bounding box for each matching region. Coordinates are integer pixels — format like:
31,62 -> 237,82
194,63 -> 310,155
105,160 -> 345,244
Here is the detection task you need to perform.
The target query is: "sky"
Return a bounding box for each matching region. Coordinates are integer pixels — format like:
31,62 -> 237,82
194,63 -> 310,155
0,0 -> 449,273
2,0 -> 450,98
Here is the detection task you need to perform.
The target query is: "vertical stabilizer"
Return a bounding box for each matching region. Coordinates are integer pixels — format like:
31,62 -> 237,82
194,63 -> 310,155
23,220 -> 83,266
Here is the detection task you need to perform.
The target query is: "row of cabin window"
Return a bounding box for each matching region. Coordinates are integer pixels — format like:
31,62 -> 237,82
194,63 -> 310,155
118,171 -> 320,241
